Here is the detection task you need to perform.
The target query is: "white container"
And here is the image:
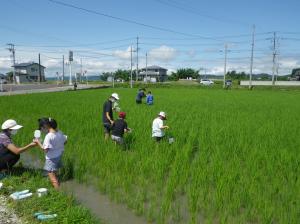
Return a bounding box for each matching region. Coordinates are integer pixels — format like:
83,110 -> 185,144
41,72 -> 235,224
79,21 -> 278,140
34,130 -> 41,139
37,188 -> 48,197
168,137 -> 174,144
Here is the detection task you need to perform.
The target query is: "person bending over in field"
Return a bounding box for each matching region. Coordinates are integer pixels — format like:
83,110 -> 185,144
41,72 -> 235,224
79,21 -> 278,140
102,93 -> 120,140
152,111 -> 169,142
34,118 -> 67,189
111,112 -> 131,145
136,88 -> 146,104
0,119 -> 36,175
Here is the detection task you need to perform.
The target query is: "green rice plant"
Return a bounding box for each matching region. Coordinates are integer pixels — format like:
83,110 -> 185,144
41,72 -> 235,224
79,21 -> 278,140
0,87 -> 299,223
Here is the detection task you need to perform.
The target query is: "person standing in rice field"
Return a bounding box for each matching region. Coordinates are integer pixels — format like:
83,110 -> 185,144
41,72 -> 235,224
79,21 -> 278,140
146,91 -> 154,105
102,93 -> 120,140
34,117 -> 67,189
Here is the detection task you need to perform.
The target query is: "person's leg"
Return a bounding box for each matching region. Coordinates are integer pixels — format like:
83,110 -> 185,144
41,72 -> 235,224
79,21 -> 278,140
103,124 -> 111,140
48,172 -> 59,189
0,153 -> 20,171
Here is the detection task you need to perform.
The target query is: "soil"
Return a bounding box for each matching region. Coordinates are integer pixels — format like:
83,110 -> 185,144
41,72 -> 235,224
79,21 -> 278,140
0,195 -> 23,224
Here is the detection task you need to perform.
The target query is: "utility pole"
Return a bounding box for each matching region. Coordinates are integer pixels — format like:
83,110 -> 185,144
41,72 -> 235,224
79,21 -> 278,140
80,58 -> 83,83
136,36 -> 139,81
271,32 -> 277,86
249,25 -> 255,89
38,53 -> 41,83
62,55 -> 65,83
7,43 -> 16,84
145,52 -> 148,82
223,43 -> 228,88
130,45 -> 133,88
69,51 -> 73,86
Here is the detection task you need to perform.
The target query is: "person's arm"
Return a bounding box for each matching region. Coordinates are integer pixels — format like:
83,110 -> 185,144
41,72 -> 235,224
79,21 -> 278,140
33,139 -> 49,153
105,102 -> 114,124
6,142 -> 36,155
158,120 -> 169,129
106,112 -> 114,124
160,125 -> 169,129
124,122 -> 130,133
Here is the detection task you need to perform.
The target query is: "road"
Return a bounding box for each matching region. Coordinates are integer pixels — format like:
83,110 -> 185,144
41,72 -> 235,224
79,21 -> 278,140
0,83 -> 108,96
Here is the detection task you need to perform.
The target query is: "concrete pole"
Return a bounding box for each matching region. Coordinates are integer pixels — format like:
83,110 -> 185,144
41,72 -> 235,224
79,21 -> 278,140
249,25 -> 255,89
223,43 -> 228,88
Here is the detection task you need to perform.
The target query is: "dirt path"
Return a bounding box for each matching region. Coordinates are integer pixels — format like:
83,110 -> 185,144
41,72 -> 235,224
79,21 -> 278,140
0,195 -> 23,224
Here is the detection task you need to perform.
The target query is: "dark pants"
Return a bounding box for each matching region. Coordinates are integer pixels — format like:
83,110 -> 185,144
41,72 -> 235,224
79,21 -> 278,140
136,100 -> 142,104
153,136 -> 163,142
0,152 -> 20,170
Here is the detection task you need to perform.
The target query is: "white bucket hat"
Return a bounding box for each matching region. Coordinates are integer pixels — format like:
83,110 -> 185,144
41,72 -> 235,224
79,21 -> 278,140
1,119 -> 23,130
111,93 -> 119,100
158,111 -> 167,119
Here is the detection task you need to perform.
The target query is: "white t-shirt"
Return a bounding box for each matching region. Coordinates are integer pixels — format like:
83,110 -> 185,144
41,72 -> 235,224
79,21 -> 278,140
43,131 -> 66,159
152,117 -> 164,137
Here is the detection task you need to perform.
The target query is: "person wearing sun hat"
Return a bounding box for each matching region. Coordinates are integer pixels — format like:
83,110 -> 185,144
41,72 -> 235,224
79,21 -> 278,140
0,119 -> 36,172
111,112 -> 131,145
152,111 -> 169,142
102,93 -> 120,140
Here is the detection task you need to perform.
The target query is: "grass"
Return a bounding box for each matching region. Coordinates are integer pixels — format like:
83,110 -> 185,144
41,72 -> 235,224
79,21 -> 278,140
0,167 -> 100,224
0,85 -> 299,223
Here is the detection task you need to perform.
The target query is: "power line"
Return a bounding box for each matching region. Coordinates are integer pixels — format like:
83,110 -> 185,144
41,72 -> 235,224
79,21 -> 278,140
46,0 -> 221,41
15,37 -> 135,48
152,0 -> 251,27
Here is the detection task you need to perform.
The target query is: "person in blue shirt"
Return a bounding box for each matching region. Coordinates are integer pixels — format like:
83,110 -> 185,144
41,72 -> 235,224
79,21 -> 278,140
146,91 -> 154,105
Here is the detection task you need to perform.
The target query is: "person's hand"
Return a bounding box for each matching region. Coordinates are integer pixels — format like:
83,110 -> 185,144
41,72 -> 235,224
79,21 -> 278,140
33,139 -> 40,144
165,126 -> 169,129
110,120 -> 114,125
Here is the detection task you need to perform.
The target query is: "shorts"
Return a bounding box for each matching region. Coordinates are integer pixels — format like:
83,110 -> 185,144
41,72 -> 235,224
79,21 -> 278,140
44,157 -> 62,172
111,135 -> 124,144
103,123 -> 112,134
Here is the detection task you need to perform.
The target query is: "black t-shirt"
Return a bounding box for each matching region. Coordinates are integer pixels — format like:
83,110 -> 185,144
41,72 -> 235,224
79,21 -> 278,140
136,91 -> 145,101
102,100 -> 113,123
112,119 -> 128,137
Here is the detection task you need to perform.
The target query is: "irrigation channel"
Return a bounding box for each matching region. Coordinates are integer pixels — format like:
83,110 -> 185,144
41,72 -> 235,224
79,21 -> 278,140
20,152 -> 148,224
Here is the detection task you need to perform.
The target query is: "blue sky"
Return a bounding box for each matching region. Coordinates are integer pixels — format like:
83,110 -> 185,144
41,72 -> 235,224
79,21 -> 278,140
0,0 -> 299,76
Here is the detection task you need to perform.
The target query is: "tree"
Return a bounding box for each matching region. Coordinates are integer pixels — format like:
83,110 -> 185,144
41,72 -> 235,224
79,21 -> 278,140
6,71 -> 13,82
168,68 -> 199,80
114,69 -> 130,81
226,70 -> 248,80
100,72 -> 111,81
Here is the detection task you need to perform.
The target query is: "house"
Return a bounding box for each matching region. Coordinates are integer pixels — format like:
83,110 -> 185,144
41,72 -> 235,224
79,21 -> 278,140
0,74 -> 7,84
13,62 -> 46,83
139,65 -> 168,82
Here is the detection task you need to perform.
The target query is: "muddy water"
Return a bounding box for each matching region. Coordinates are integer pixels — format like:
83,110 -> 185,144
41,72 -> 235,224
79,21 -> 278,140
20,153 -> 149,224
61,181 -> 148,224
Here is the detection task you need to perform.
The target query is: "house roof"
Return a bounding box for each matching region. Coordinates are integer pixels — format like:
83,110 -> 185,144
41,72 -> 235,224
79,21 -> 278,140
13,62 -> 45,68
141,65 -> 167,71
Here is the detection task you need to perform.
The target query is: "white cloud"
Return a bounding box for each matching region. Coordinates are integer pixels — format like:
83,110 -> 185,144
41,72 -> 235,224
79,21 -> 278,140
113,46 -> 132,60
0,57 -> 13,71
148,45 -> 178,62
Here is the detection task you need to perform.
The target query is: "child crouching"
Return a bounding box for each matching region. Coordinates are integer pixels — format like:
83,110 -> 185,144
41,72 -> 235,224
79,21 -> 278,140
111,112 -> 130,145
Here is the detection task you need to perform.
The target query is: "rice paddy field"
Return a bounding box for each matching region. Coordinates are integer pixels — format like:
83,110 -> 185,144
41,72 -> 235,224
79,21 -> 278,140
1,86 -> 299,223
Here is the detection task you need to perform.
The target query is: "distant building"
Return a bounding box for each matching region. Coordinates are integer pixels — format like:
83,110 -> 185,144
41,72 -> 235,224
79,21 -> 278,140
139,65 -> 168,82
0,74 -> 7,84
13,62 -> 46,83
